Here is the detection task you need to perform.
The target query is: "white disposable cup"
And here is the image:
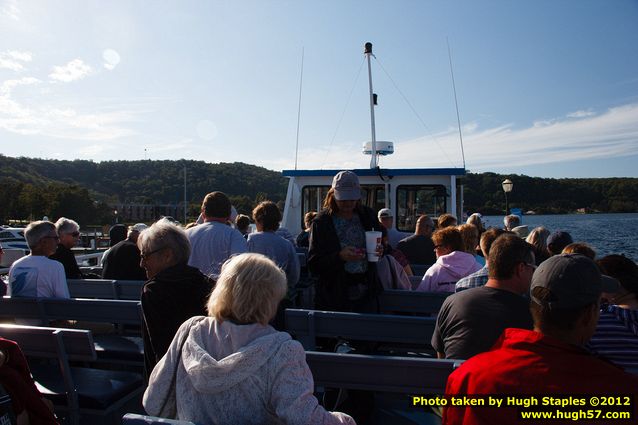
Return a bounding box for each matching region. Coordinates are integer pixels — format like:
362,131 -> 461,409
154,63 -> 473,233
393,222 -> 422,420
365,231 -> 382,262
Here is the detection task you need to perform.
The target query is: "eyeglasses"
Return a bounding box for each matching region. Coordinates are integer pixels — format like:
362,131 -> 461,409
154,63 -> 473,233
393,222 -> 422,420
43,235 -> 60,241
140,247 -> 165,260
523,262 -> 537,271
70,231 -> 80,237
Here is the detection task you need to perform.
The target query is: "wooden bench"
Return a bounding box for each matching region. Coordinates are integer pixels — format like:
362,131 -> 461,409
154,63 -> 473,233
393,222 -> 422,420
0,324 -> 143,425
306,351 -> 459,425
0,296 -> 144,366
285,309 -> 436,354
67,279 -> 145,300
378,290 -> 450,316
306,351 -> 459,394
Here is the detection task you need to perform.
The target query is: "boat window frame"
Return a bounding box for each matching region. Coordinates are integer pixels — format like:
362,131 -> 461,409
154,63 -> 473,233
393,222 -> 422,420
395,184 -> 448,232
300,184 -> 387,229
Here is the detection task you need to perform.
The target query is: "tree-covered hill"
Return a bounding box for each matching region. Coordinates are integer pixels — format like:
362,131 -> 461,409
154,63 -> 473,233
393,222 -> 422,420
463,172 -> 638,215
1,154 -> 637,224
0,155 -> 287,224
0,155 -> 287,204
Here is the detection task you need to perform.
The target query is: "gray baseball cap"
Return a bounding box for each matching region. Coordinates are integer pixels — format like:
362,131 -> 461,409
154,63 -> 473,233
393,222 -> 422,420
531,254 -> 619,310
332,171 -> 361,201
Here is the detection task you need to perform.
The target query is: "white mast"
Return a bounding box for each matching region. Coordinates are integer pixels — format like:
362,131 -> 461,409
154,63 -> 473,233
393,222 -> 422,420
365,42 -> 377,169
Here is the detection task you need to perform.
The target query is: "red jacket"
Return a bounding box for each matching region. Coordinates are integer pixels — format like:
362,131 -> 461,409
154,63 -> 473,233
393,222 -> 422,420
443,328 -> 638,425
0,338 -> 58,424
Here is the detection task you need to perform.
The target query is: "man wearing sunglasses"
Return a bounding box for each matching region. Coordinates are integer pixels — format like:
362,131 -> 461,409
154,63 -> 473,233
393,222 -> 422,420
49,217 -> 83,279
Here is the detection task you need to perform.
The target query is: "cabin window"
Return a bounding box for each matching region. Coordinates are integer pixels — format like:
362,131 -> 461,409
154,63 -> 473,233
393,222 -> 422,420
396,185 -> 447,232
300,184 -> 386,228
360,185 -> 385,213
301,186 -> 330,226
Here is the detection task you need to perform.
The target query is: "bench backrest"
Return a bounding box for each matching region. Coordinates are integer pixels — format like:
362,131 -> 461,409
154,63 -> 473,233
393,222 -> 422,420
305,351 -> 460,394
0,297 -> 142,326
0,297 -> 44,324
410,264 -> 431,277
285,308 -> 436,349
114,280 -> 145,300
67,279 -> 144,300
409,275 -> 422,290
44,298 -> 142,325
67,279 -> 118,299
378,290 -> 450,315
0,323 -> 96,361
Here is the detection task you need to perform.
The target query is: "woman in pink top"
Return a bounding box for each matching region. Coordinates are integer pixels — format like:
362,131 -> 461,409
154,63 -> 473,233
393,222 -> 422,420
417,227 -> 481,293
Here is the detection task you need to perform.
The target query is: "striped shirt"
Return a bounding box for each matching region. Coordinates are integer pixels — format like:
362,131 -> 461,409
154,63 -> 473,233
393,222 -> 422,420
588,305 -> 638,371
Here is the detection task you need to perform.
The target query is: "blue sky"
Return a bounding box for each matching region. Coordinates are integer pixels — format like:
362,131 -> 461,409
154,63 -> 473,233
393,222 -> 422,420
1,0 -> 637,178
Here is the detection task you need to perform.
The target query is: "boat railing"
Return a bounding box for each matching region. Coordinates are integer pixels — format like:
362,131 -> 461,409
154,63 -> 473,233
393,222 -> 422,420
75,251 -> 104,267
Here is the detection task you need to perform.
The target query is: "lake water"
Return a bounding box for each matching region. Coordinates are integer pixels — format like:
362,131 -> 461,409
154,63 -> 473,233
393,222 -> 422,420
482,213 -> 638,261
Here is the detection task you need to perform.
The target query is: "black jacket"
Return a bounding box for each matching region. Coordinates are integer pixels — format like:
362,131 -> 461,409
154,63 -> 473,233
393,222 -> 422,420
141,263 -> 213,377
101,240 -> 147,281
49,244 -> 83,279
308,205 -> 384,312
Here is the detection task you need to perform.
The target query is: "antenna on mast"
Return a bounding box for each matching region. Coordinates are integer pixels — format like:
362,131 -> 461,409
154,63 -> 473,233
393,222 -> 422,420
365,42 -> 378,169
447,38 -> 466,169
294,47 -> 304,170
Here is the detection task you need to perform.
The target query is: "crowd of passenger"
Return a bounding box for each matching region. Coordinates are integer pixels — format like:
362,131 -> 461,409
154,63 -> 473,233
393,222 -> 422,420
1,169 -> 637,424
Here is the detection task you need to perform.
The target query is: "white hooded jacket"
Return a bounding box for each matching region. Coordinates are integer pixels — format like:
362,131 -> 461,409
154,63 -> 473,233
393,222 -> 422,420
143,316 -> 354,425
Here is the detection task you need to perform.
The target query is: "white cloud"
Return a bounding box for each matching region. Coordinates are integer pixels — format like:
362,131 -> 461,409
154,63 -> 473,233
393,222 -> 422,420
567,109 -> 595,119
0,50 -> 32,71
0,77 -> 41,96
276,104 -> 638,172
196,120 -> 218,141
102,49 -> 121,71
0,0 -> 20,21
0,79 -> 141,141
78,144 -> 108,157
49,59 -> 92,82
7,51 -> 31,62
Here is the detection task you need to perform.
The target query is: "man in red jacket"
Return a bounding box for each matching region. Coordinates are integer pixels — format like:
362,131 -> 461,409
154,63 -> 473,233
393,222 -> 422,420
443,254 -> 638,425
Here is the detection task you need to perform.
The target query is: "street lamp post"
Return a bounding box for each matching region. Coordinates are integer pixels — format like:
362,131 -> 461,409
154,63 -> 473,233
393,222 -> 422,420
114,209 -> 119,224
502,179 -> 513,215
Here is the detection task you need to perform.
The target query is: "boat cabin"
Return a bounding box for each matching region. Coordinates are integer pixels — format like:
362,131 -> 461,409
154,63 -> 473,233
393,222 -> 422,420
281,167 -> 466,236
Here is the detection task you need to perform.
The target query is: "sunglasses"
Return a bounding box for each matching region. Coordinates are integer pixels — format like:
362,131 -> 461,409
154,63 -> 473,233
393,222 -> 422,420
140,247 -> 165,260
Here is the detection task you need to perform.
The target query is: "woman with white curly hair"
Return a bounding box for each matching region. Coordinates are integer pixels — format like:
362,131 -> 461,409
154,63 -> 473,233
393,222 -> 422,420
143,253 -> 355,425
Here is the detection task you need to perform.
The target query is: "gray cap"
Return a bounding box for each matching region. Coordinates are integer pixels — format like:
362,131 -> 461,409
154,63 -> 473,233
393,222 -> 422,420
332,171 -> 361,201
531,254 -> 619,310
377,208 -> 393,218
129,223 -> 148,233
511,225 -> 529,239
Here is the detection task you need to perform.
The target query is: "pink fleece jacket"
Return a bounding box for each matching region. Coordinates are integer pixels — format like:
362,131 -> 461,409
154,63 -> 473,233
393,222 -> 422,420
417,251 -> 482,293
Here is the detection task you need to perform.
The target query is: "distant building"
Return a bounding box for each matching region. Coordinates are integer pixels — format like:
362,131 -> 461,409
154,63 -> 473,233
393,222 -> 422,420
113,203 -> 185,222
